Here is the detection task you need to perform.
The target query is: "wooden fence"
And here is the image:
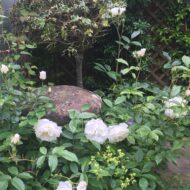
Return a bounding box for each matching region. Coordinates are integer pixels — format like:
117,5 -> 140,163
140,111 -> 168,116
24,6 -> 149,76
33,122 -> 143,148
144,0 -> 177,86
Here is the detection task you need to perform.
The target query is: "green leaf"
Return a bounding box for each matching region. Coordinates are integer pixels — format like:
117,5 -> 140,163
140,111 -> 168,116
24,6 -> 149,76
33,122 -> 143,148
122,35 -> 130,43
170,85 -> 181,97
139,178 -> 148,190
130,41 -> 142,47
18,172 -> 33,179
8,167 -> 19,176
40,147 -> 47,155
11,177 -> 25,190
163,51 -> 171,61
107,71 -> 117,81
142,162 -> 153,173
114,96 -> 126,105
150,132 -> 159,141
48,155 -> 58,172
103,99 -> 113,107
116,58 -> 129,66
79,112 -> 96,119
131,30 -> 141,39
182,55 -> 190,67
36,156 -> 46,168
81,104 -> 91,112
61,150 -> 79,163
91,141 -> 101,151
70,163 -> 78,173
127,136 -> 135,144
135,148 -> 144,162
0,180 -> 8,190
155,154 -> 163,165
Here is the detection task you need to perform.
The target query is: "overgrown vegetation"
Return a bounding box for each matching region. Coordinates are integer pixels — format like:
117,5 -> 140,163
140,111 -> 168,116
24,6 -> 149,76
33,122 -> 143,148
0,0 -> 190,190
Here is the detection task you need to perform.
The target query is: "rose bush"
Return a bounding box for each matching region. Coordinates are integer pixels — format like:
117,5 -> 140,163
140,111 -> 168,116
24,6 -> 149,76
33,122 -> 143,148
1,2 -> 190,190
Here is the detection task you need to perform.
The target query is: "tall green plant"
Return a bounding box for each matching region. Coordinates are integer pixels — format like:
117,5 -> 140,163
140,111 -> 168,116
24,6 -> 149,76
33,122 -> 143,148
11,0 -> 126,87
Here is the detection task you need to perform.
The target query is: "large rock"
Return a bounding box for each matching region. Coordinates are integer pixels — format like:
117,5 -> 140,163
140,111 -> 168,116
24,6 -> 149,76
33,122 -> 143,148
46,85 -> 102,124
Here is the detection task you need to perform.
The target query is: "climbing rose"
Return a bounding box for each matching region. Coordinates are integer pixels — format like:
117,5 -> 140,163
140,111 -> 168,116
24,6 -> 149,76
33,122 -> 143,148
0,64 -> 9,74
164,97 -> 187,119
108,123 -> 129,143
34,119 -> 62,142
77,181 -> 87,190
133,48 -> 146,58
85,118 -> 108,144
11,133 -> 20,144
56,181 -> 72,190
39,71 -> 46,80
110,7 -> 126,17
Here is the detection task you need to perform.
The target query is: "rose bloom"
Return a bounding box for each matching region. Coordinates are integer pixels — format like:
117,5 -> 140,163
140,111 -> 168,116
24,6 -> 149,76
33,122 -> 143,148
77,181 -> 87,190
185,89 -> 190,96
133,48 -> 146,58
110,7 -> 126,17
108,123 -> 129,143
164,97 -> 188,119
11,133 -> 20,144
164,97 -> 187,108
0,64 -> 9,74
56,181 -> 72,190
34,119 -> 62,142
39,71 -> 47,80
85,118 -> 108,144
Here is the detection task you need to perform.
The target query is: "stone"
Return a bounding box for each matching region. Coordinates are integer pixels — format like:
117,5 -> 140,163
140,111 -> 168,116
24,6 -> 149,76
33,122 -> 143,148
46,85 -> 102,124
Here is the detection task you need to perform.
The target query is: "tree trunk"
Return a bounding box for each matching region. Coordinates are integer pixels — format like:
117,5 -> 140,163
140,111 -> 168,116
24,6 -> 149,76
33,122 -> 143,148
75,53 -> 84,88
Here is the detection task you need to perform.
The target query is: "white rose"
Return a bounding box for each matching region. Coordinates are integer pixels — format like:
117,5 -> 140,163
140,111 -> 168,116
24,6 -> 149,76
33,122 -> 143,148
110,7 -> 126,17
85,118 -> 108,144
108,123 -> 129,143
133,48 -> 146,58
11,133 -> 20,144
164,97 -> 187,108
164,109 -> 176,119
185,89 -> 190,96
56,181 -> 72,190
34,119 -> 62,142
0,64 -> 9,74
77,181 -> 87,190
39,71 -> 46,80
164,97 -> 188,119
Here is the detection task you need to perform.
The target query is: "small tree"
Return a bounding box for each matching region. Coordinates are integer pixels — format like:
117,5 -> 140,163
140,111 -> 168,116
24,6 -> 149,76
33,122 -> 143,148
12,0 -> 126,87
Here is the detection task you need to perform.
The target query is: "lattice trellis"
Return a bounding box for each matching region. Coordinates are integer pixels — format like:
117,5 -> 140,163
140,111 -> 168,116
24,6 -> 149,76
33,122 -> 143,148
144,0 -> 177,86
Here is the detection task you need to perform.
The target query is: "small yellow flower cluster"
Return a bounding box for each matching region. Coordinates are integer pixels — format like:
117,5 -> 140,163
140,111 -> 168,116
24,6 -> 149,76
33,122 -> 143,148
89,145 -> 137,189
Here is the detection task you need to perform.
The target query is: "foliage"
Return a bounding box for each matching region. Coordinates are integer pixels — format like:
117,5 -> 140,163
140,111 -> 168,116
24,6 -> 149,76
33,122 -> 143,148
152,0 -> 190,57
11,0 -> 126,87
1,1 -> 190,190
12,0 -> 125,54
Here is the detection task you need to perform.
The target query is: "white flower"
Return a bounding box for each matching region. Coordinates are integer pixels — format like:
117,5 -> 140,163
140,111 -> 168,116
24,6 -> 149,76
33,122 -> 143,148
108,123 -> 129,143
77,181 -> 87,190
11,133 -> 20,144
164,97 -> 187,108
0,64 -> 9,74
133,48 -> 146,58
164,109 -> 176,119
164,97 -> 188,119
185,89 -> 190,96
110,7 -> 126,17
56,181 -> 72,190
34,119 -> 62,142
85,118 -> 108,144
39,71 -> 46,80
